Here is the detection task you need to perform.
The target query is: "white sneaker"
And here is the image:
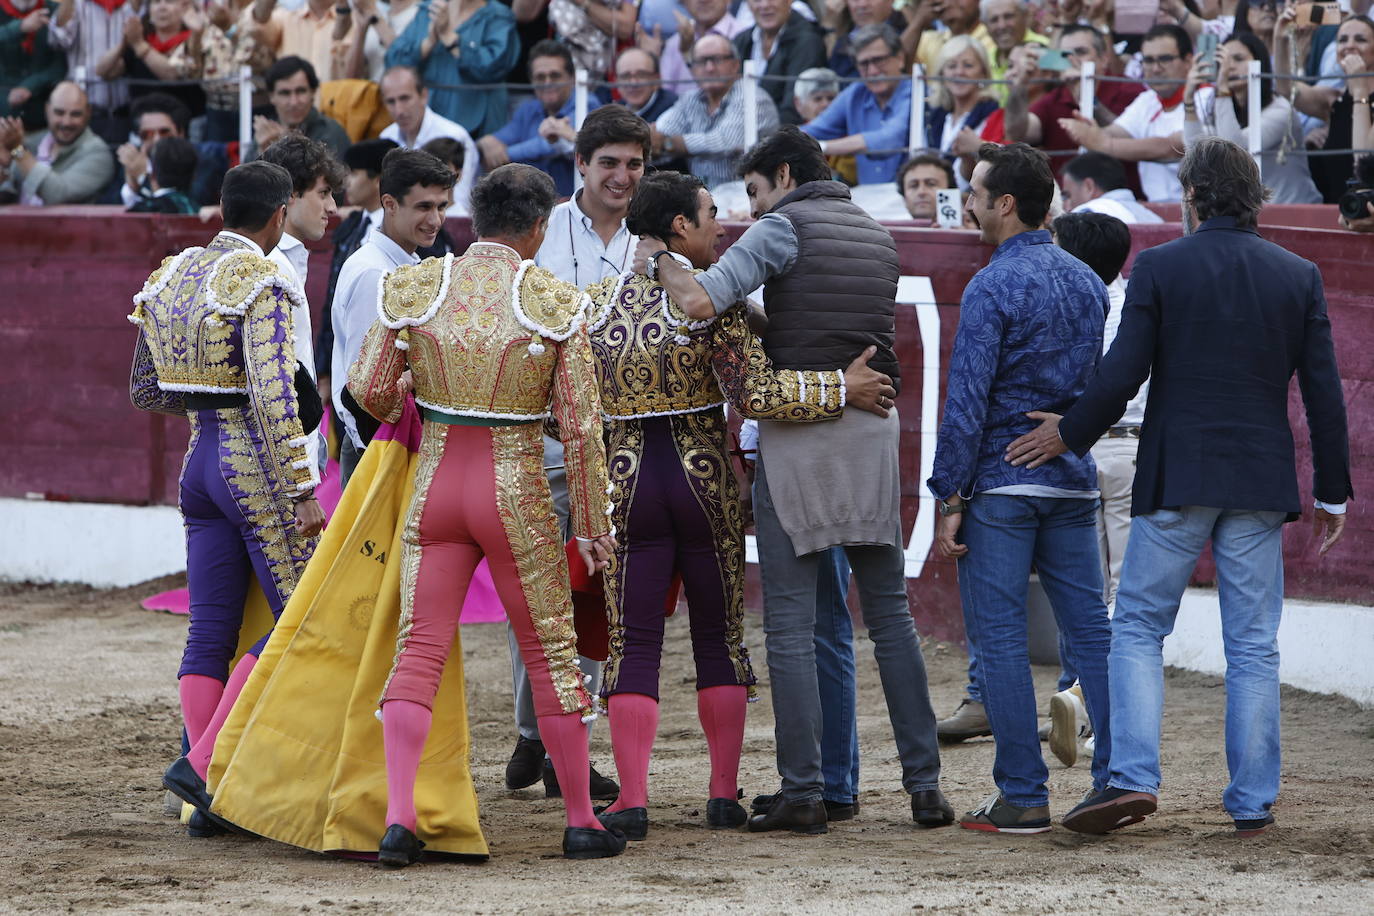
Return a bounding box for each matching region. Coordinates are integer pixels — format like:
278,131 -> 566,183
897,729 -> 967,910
1049,686 -> 1088,767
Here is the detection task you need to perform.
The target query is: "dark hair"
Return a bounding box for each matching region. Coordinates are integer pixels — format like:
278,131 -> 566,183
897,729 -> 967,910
1062,151 -> 1128,193
625,171 -> 705,241
265,55 -> 319,92
1177,135 -> 1270,228
529,39 -> 574,76
221,160 -> 292,232
1058,23 -> 1106,55
343,138 -> 400,177
1221,31 -> 1273,125
421,137 -> 466,172
379,148 -> 455,203
130,92 -> 190,137
470,164 -> 558,238
149,136 -> 197,193
1234,0 -> 1274,35
736,125 -> 830,186
1052,211 -> 1132,285
977,142 -> 1054,227
575,104 -> 652,163
1342,15 -> 1374,39
259,133 -> 346,196
896,152 -> 956,193
1141,23 -> 1191,58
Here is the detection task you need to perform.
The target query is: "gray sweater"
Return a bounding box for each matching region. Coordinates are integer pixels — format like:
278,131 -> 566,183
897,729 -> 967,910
1185,94 -> 1321,204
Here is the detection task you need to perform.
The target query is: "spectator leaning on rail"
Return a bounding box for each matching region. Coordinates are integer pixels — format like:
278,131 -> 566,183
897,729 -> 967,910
0,0 -> 65,131
1059,23 -> 1207,203
896,150 -> 955,222
384,0 -> 520,138
799,23 -> 911,186
378,65 -> 478,216
478,38 -> 600,197
1060,151 -> 1163,224
733,0 -> 825,125
1184,29 -> 1321,203
652,32 -> 780,189
250,55 -> 352,160
1007,136 -> 1351,840
928,141 -> 1113,835
0,79 -> 112,203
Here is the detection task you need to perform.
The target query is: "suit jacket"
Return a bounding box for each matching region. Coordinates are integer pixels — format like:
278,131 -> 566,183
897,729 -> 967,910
732,13 -> 826,126
1059,216 -> 1352,519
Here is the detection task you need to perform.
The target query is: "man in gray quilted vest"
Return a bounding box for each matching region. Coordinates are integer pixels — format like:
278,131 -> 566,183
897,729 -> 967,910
631,127 -> 953,835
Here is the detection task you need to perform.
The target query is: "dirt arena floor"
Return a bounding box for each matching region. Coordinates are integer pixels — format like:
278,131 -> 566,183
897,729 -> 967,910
2,575 -> 1372,914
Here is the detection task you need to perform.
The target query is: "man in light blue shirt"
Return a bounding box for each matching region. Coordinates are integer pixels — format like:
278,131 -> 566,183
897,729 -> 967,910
799,24 -> 910,186
477,39 -> 602,196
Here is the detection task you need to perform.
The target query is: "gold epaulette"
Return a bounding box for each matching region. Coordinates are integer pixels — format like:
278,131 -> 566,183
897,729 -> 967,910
379,255 -> 450,328
516,263 -> 588,340
207,249 -> 292,318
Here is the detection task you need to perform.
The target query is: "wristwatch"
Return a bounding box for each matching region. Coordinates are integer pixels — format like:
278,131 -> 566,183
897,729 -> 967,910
645,249 -> 672,280
937,498 -> 963,516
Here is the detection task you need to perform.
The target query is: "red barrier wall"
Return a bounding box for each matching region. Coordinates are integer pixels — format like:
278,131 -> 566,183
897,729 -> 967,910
2,208 -> 1369,640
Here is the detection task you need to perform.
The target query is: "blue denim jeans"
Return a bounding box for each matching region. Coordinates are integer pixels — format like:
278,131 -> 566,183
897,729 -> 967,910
957,494 -> 1112,807
815,548 -> 860,805
1107,506 -> 1286,820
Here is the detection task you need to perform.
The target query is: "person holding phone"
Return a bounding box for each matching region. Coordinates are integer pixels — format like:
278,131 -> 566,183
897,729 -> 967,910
1184,30 -> 1322,202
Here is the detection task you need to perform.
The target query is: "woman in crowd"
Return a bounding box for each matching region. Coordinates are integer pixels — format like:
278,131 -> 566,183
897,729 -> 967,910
924,34 -> 998,188
1233,0 -> 1279,52
386,0 -> 521,137
1274,11 -> 1374,202
97,0 -> 204,114
1184,30 -> 1321,203
342,0 -> 423,81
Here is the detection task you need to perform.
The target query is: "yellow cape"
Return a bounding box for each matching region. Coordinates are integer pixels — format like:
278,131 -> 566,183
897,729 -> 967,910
207,422 -> 487,858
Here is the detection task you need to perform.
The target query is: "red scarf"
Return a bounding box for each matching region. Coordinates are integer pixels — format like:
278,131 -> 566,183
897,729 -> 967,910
145,28 -> 190,54
0,0 -> 41,54
1156,85 -> 1187,111
89,0 -> 127,14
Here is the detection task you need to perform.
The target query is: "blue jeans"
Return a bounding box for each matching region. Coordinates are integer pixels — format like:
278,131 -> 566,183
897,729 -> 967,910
957,494 -> 1112,807
1107,506 -> 1286,819
815,548 -> 859,805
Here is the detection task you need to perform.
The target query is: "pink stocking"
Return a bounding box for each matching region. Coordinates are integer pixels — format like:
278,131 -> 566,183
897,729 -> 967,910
178,673 -> 224,746
697,685 -> 747,801
381,699 -> 433,833
606,693 -> 659,811
538,712 -> 603,830
186,653 -> 258,779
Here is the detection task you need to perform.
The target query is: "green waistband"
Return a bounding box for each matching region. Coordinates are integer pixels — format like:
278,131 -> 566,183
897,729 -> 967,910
421,407 -> 537,427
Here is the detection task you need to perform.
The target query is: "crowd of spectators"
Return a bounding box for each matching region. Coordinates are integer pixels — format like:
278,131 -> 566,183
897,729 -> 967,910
0,0 -> 1371,224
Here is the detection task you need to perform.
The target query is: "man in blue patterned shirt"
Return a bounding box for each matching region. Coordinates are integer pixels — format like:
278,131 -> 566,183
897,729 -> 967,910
927,142 -> 1113,835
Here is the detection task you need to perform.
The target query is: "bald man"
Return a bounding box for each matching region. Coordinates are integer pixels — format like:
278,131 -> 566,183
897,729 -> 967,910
0,80 -> 114,205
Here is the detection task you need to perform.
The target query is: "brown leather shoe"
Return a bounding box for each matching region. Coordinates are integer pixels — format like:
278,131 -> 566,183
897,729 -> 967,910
746,795 -> 828,834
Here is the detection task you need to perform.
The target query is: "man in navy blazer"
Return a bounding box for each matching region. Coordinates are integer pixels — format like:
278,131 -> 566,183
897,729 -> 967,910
1006,137 -> 1351,838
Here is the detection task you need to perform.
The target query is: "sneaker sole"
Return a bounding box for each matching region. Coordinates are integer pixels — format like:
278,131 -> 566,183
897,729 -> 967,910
1048,694 -> 1079,768
1062,793 -> 1157,835
959,820 -> 1052,835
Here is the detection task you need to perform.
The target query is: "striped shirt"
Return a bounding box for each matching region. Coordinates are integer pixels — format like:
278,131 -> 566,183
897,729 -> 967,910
654,77 -> 778,189
49,0 -> 138,111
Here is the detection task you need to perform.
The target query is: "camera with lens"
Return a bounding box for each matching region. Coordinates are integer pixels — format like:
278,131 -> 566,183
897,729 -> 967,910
1338,155 -> 1374,222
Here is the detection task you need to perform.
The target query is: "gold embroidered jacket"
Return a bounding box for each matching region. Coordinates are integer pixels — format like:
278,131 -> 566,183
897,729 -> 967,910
350,241 -> 612,539
128,232 -> 315,497
585,272 -> 847,422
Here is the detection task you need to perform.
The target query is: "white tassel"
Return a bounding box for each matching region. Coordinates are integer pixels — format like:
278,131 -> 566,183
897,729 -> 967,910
580,711 -> 599,725
127,314 -> 144,325
527,339 -> 546,357
674,334 -> 691,346
394,338 -> 410,351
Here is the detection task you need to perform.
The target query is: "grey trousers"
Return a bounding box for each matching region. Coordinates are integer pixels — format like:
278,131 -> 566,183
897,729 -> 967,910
509,435 -> 601,741
753,456 -> 942,802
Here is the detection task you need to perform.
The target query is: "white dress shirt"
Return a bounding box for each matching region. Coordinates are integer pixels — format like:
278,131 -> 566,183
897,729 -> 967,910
330,229 -> 419,448
381,107 -> 479,217
534,193 -> 633,287
1112,87 -> 1214,203
1103,275 -> 1148,429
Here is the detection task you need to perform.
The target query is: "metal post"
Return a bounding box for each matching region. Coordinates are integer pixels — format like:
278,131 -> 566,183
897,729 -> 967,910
573,68 -> 588,192
1247,59 -> 1263,169
238,66 -> 252,158
1079,60 -> 1096,125
909,64 -> 926,155
743,59 -> 761,152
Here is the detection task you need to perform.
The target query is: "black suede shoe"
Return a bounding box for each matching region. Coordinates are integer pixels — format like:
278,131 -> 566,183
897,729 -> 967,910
746,795 -> 828,834
911,789 -> 955,828
186,808 -> 226,838
378,824 -> 425,868
707,797 -> 748,829
562,826 -> 627,860
162,757 -> 240,833
596,806 -> 648,840
505,736 -> 546,790
543,760 -> 621,800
